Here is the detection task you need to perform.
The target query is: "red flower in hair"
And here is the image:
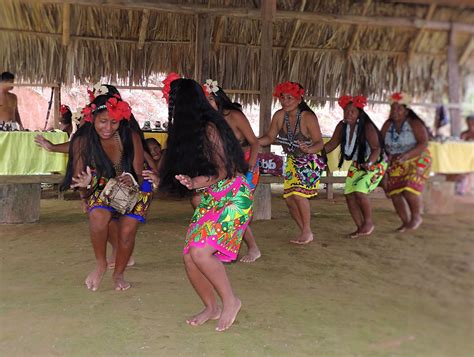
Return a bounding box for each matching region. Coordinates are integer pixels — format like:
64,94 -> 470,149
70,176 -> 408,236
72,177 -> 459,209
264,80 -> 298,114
391,92 -> 402,102
162,72 -> 181,103
201,85 -> 209,97
81,104 -> 95,123
352,95 -> 367,109
87,89 -> 95,103
105,98 -> 132,121
338,95 -> 352,109
273,81 -> 305,99
60,104 -> 70,115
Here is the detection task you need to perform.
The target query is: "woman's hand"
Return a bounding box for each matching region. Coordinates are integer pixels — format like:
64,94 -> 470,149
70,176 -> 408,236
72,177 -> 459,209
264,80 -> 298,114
298,140 -> 311,154
34,135 -> 53,152
175,174 -> 194,190
143,169 -> 159,188
118,173 -> 134,187
71,166 -> 92,189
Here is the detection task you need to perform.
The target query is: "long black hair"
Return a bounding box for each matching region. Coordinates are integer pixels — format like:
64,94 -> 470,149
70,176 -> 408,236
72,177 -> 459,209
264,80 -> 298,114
61,93 -> 136,190
159,78 -> 247,196
212,87 -> 243,115
339,106 -> 383,168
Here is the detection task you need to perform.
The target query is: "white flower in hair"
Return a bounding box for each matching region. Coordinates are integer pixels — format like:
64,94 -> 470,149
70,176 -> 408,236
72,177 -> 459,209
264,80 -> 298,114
204,79 -> 219,94
71,109 -> 83,134
93,82 -> 109,96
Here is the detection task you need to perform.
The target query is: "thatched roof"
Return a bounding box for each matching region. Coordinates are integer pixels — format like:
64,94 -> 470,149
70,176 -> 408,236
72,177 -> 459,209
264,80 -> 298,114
1,0 -> 474,105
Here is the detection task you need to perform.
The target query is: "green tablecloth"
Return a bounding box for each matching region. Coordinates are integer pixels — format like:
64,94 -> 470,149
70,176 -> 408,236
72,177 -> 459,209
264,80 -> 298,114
0,131 -> 68,175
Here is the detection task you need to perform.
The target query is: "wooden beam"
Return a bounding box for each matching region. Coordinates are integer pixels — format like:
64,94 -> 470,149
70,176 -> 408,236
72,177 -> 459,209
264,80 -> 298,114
459,37 -> 474,65
194,13 -> 211,82
34,1 -> 474,33
62,3 -> 70,46
283,0 -> 307,57
448,26 -> 461,137
346,0 -> 372,58
407,3 -> 437,61
137,9 -> 150,50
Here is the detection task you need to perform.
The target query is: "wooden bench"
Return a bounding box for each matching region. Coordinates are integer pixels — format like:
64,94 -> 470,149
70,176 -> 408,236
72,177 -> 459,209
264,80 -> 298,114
0,174 -> 65,223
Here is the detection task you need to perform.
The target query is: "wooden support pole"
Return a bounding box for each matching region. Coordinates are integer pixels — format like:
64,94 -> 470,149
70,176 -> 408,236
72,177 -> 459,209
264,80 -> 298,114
254,0 -> 276,221
62,3 -> 71,46
53,84 -> 61,129
194,13 -> 211,82
137,9 -> 150,50
448,26 -> 461,137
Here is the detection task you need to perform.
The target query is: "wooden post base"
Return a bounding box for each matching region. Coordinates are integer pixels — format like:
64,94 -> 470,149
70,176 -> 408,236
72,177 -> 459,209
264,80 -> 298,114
253,183 -> 272,221
423,180 -> 455,215
0,183 -> 41,223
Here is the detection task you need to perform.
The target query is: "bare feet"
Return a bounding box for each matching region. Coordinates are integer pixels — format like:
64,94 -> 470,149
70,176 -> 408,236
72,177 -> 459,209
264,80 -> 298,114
357,224 -> 375,237
240,247 -> 261,263
406,216 -> 422,230
186,306 -> 221,326
216,297 -> 241,332
290,232 -> 314,245
107,256 -> 135,269
113,274 -> 131,291
348,228 -> 360,239
85,265 -> 106,292
396,224 -> 407,233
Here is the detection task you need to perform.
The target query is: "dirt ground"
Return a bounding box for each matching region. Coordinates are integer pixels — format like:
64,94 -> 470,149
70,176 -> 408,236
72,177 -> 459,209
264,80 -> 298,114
1,190 -> 473,356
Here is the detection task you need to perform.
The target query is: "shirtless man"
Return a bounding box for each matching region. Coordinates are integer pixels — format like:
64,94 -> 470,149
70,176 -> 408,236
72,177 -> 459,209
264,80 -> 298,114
0,72 -> 24,131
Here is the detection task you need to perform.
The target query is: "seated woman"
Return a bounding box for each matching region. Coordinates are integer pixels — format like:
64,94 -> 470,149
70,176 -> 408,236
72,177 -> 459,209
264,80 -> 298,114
381,92 -> 431,232
259,81 -> 325,245
201,79 -> 261,263
145,137 -> 162,171
325,95 -> 387,238
62,91 -> 152,292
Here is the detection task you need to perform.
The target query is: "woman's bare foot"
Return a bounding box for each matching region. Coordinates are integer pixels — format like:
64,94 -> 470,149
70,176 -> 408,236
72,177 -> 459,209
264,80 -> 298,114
290,232 -> 314,245
186,306 -> 221,326
85,265 -> 106,292
357,224 -> 375,237
240,247 -> 261,263
216,297 -> 241,332
108,256 -> 135,269
113,274 -> 131,291
396,224 -> 407,233
406,216 -> 422,230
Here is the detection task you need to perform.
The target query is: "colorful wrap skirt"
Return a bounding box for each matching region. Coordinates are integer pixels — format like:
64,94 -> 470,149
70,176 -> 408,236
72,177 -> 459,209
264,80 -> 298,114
86,175 -> 153,223
386,149 -> 432,196
184,176 -> 253,262
344,160 -> 388,195
283,153 -> 325,198
244,148 -> 260,191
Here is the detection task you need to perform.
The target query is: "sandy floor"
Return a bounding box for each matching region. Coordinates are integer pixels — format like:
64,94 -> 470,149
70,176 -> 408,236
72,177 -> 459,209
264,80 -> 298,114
1,192 -> 473,356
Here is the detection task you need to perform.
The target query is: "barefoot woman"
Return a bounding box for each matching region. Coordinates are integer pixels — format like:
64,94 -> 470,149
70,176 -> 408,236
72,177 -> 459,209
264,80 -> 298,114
325,95 -> 387,238
202,79 -> 261,263
381,92 -> 431,232
159,77 -> 252,331
259,81 -> 325,244
63,92 -> 152,291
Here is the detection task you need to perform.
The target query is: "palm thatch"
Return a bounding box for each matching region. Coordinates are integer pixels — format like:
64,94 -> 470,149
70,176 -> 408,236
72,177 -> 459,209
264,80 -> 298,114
1,0 -> 473,105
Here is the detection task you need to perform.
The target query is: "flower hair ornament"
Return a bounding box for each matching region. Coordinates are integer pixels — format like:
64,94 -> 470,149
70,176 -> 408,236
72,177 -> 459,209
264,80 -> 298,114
338,95 -> 367,110
60,104 -> 71,116
70,109 -> 83,134
273,81 -> 305,99
162,72 -> 181,103
81,95 -> 132,123
202,79 -> 219,96
87,83 -> 112,103
389,92 -> 412,106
